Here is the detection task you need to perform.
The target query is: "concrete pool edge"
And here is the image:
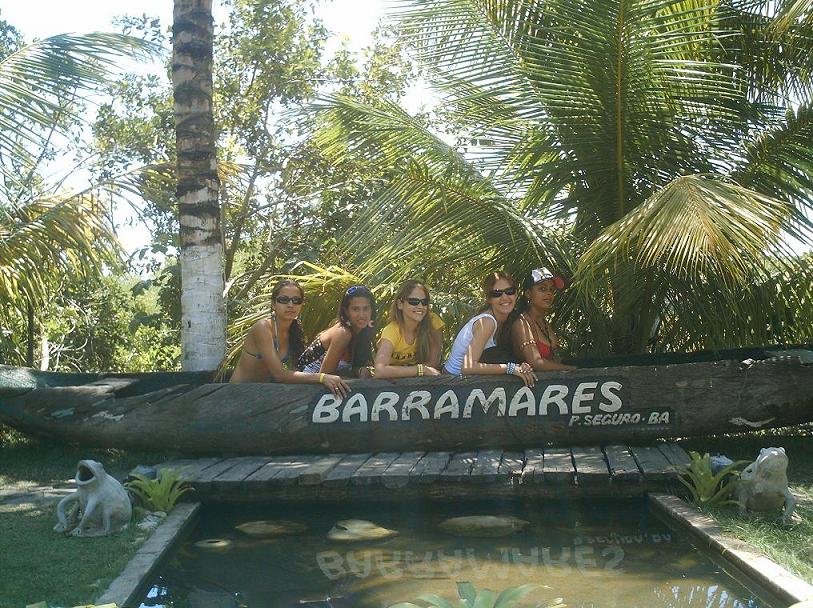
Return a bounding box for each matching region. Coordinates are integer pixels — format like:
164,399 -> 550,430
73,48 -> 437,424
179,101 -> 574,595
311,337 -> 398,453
650,493 -> 813,606
96,502 -> 200,608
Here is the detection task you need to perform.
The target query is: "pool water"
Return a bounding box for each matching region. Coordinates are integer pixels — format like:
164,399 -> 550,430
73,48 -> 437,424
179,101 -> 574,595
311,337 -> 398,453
140,499 -> 771,607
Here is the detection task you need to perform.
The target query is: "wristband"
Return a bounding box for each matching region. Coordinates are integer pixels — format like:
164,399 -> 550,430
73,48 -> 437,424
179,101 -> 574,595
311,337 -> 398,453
506,362 -> 516,375
417,364 -> 424,377
319,373 -> 326,384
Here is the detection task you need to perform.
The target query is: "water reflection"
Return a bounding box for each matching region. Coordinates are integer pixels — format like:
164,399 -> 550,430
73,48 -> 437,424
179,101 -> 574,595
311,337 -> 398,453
139,499 -> 770,608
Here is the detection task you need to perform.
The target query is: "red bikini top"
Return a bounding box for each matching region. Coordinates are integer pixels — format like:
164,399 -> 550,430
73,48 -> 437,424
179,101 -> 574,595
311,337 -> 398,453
536,340 -> 554,359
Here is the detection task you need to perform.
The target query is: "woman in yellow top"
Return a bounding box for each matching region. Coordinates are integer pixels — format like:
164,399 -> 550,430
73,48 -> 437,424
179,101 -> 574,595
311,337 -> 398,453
374,280 -> 444,378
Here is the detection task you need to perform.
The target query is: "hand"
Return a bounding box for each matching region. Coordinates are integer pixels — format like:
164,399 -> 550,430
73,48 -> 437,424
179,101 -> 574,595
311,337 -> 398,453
424,366 -> 441,376
513,362 -> 537,387
321,374 -> 350,398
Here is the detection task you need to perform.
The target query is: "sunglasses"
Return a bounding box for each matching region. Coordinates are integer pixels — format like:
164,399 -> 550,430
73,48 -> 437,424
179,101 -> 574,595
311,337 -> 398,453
346,285 -> 370,296
405,297 -> 430,306
489,287 -> 517,298
275,295 -> 304,305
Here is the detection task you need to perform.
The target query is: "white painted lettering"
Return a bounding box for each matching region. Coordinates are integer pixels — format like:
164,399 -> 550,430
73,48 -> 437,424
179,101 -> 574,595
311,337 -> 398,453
312,394 -> 341,423
342,393 -> 368,422
371,391 -> 399,421
569,415 -> 580,426
402,391 -> 431,420
631,413 -> 641,423
508,387 -> 536,416
598,381 -> 623,412
434,390 -> 460,419
316,550 -> 346,579
571,382 -> 598,414
648,412 -> 660,424
463,388 -> 507,418
602,546 -> 625,571
539,384 -> 569,415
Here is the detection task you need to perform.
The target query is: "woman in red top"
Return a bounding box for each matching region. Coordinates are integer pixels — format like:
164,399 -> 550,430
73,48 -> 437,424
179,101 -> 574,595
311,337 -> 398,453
511,268 -> 576,372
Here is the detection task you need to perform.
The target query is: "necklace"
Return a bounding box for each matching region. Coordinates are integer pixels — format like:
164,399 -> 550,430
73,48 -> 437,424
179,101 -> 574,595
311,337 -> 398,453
529,313 -> 554,346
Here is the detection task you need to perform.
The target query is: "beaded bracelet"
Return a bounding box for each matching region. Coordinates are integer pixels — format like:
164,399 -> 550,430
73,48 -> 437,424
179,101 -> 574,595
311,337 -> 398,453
417,363 -> 424,377
319,373 -> 325,383
506,362 -> 516,375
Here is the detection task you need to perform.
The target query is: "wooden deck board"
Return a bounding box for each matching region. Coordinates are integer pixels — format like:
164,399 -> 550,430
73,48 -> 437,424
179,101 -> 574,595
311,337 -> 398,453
571,447 -> 610,487
630,446 -> 678,480
140,443 -> 687,501
542,448 -> 575,484
469,449 -> 503,483
658,443 -> 691,468
382,452 -> 425,489
603,445 -> 642,484
351,452 -> 400,486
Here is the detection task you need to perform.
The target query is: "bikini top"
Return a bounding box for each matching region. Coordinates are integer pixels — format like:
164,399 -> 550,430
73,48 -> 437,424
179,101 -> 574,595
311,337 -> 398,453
243,316 -> 290,365
519,313 -> 556,360
297,331 -> 351,373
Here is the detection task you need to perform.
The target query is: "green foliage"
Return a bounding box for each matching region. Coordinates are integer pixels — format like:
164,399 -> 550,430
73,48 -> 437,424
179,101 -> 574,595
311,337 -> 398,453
678,451 -> 748,507
125,469 -> 192,513
388,582 -> 565,608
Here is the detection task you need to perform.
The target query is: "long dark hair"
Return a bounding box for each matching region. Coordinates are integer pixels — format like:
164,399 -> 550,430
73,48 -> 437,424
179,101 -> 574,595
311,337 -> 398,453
339,284 -> 377,369
480,271 -> 518,352
272,279 -> 305,363
389,280 -> 433,364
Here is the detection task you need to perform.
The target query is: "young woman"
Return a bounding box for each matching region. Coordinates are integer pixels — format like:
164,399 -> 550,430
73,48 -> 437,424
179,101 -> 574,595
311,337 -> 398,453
230,279 -> 350,396
443,271 -> 536,386
297,285 -> 376,377
512,268 -> 576,372
374,280 -> 444,378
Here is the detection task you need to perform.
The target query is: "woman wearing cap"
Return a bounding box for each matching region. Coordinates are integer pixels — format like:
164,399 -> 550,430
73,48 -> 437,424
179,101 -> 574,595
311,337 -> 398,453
512,268 -> 576,372
374,280 -> 444,378
230,279 -> 351,397
443,271 -> 537,387
297,284 -> 377,379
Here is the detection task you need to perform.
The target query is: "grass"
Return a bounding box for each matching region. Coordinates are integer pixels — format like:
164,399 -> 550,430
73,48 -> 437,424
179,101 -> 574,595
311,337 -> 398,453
0,426 -> 181,607
678,427 -> 813,584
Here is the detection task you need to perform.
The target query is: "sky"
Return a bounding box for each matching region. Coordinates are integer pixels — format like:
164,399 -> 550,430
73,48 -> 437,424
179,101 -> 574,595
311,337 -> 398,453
0,0 -> 389,260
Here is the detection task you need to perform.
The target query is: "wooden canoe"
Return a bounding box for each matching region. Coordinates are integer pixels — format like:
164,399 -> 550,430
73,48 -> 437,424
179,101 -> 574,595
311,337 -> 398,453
1,345 -> 811,456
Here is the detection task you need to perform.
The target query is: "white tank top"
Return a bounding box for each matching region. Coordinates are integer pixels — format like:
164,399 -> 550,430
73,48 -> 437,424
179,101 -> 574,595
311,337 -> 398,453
444,313 -> 498,375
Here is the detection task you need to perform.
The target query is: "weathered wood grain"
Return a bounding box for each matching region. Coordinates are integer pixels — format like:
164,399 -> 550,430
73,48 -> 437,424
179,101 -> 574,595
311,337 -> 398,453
410,451 -> 451,483
543,448 -> 575,484
351,452 -> 400,486
603,445 -> 642,484
322,453 -> 372,487
469,449 -> 503,483
3,353 -> 812,455
521,449 -> 545,484
659,443 -> 692,468
382,452 -> 425,489
298,454 -> 344,486
212,457 -> 270,491
571,447 -> 610,487
439,452 -> 477,482
499,451 -> 525,480
630,446 -> 677,481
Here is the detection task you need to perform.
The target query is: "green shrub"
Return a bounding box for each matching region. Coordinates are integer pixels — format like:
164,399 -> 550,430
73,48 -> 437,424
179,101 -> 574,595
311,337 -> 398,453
125,468 -> 192,512
679,451 -> 748,507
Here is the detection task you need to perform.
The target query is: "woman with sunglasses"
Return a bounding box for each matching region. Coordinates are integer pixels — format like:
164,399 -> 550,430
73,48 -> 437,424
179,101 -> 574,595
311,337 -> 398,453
512,268 -> 576,372
444,271 -> 536,387
230,279 -> 350,397
374,280 -> 444,378
297,285 -> 377,378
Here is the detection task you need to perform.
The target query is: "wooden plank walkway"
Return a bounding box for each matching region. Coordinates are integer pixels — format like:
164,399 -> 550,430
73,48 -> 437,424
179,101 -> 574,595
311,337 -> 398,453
154,443 -> 690,503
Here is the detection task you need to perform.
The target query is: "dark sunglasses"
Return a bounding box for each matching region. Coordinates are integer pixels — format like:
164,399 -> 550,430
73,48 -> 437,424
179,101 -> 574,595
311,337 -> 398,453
489,287 -> 517,298
346,285 -> 370,296
275,295 -> 304,305
405,297 -> 430,306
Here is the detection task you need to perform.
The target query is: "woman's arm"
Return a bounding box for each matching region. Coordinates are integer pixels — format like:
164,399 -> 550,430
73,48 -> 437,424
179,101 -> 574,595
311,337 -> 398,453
462,317 -> 536,386
252,321 -> 350,396
374,339 -> 440,378
319,324 -> 353,374
427,326 -> 444,369
511,316 -> 575,371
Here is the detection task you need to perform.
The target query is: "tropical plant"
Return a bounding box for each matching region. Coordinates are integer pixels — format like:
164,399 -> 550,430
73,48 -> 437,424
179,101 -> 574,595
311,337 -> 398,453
312,0 -> 813,355
388,582 -> 565,608
678,451 -> 748,507
125,469 -> 192,513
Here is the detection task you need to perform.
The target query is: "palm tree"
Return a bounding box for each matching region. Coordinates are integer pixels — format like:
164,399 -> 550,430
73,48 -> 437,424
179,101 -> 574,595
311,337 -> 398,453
0,32 -> 153,366
172,0 -> 226,371
312,0 -> 813,354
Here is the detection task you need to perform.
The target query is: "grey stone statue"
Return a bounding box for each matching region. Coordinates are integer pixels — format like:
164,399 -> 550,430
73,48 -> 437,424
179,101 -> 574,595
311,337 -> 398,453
54,459 -> 132,537
735,447 -> 796,524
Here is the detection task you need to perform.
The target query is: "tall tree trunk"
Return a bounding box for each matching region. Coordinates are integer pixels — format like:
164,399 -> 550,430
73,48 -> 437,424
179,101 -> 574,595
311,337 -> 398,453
26,300 -> 35,368
172,0 -> 226,371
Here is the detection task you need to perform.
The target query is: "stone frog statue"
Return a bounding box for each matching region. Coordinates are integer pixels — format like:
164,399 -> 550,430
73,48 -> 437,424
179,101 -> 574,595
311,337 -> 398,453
54,459 -> 132,537
735,447 -> 796,524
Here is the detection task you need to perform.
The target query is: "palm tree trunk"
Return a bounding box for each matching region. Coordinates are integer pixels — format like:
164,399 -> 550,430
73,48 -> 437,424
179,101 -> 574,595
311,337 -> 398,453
172,0 -> 226,371
26,300 -> 35,368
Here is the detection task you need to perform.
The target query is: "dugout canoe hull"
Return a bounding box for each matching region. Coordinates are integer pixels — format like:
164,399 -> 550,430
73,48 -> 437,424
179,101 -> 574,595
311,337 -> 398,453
0,347 -> 811,455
